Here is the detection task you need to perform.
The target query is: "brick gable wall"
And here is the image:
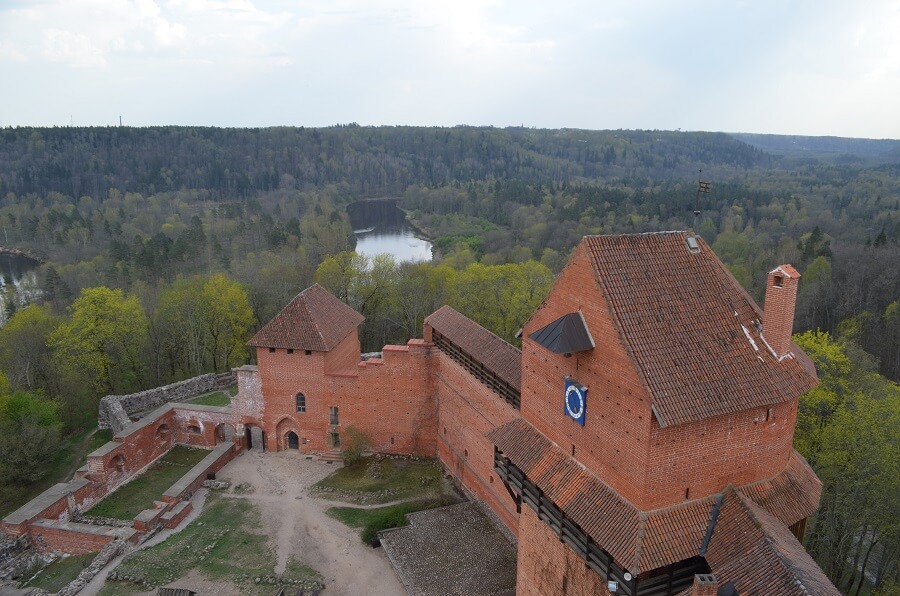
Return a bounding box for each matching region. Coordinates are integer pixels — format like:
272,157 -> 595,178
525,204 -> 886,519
521,242 -> 655,509
255,345 -> 326,451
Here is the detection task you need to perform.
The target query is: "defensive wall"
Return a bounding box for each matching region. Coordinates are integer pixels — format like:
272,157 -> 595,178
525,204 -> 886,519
1,402 -> 238,555
99,372 -> 235,432
237,312 -> 524,534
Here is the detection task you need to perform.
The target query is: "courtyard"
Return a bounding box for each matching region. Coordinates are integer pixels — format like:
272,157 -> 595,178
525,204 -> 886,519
65,448 -> 519,596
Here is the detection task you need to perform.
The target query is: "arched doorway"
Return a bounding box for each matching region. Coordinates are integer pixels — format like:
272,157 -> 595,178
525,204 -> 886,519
286,431 -> 299,450
275,416 -> 299,452
244,425 -> 265,451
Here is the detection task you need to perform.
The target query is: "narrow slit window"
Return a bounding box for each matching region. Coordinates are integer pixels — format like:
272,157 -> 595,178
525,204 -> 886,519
329,406 -> 339,425
296,392 -> 306,413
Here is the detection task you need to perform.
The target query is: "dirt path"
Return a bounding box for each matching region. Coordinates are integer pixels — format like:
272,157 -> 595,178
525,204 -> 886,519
82,450 -> 406,596
219,451 -> 406,595
297,493 -> 438,510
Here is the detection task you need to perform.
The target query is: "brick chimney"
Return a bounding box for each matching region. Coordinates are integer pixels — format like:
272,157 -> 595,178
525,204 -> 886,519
763,264 -> 801,357
690,574 -> 719,596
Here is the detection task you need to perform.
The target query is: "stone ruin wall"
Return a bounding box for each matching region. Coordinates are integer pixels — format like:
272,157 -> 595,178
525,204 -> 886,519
99,372 -> 235,432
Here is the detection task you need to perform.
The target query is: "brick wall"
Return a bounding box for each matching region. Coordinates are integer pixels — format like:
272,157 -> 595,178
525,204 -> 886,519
254,344 -> 324,450
330,342 -> 437,456
324,329 -> 363,375
521,243 -> 655,509
172,407 -> 234,447
84,409 -> 178,506
434,351 -> 521,534
646,400 -> 798,507
254,335 -> 436,456
32,526 -> 114,555
516,506 -> 610,596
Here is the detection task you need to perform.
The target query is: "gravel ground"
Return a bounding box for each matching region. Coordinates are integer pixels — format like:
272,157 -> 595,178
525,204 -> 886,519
80,450 -> 406,596
379,501 -> 517,596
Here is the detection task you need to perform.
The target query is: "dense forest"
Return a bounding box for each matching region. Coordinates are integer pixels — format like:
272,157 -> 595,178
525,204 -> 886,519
0,125 -> 897,593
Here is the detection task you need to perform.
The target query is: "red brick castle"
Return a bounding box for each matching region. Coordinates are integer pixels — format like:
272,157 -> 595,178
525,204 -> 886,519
238,232 -> 838,595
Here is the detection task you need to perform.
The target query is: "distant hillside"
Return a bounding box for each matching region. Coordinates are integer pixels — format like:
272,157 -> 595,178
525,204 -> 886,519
0,126 -> 770,200
731,133 -> 900,164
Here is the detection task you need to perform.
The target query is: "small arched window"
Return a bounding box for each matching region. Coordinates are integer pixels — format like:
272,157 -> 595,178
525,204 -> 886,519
187,425 -> 202,434
296,392 -> 306,413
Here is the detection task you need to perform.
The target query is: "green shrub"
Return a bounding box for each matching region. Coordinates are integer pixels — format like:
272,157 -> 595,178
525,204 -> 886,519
341,426 -> 370,465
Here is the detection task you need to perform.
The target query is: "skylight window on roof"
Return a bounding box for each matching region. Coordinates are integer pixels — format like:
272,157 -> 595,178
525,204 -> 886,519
686,236 -> 700,253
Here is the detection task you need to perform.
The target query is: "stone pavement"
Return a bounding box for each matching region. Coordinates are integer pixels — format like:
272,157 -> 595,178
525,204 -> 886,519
379,501 -> 517,596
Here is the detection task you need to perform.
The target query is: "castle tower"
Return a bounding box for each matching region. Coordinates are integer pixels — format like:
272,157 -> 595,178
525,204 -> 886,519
247,284 -> 365,452
489,232 -> 836,595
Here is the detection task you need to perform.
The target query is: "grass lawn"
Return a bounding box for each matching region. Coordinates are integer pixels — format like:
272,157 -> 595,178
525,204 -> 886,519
313,456 -> 443,504
87,429 -> 115,453
99,492 -> 322,595
328,496 -> 459,543
20,551 -> 98,593
86,446 -> 209,520
185,384 -> 237,407
0,427 -> 114,519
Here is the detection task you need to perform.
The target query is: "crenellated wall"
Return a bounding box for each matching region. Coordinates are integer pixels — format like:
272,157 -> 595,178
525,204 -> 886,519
255,335 -> 436,455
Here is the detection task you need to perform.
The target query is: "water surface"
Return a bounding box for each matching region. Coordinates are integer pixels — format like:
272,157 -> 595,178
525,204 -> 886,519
347,200 -> 432,262
0,252 -> 41,322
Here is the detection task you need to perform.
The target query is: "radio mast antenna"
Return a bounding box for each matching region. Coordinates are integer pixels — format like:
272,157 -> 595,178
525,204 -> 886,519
694,169 -> 711,232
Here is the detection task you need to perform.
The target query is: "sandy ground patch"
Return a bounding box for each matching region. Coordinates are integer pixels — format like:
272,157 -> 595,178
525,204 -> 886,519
81,450 -> 405,596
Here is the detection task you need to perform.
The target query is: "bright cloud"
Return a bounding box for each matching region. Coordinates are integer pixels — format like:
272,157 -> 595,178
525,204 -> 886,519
0,0 -> 897,137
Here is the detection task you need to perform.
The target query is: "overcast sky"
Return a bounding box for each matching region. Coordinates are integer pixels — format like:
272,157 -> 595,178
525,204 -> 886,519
1,0 -> 897,138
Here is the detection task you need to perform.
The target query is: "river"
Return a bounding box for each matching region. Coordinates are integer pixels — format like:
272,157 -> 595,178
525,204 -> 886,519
347,199 -> 432,262
0,252 -> 41,322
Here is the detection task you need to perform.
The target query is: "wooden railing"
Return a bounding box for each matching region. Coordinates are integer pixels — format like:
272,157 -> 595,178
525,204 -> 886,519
432,330 -> 520,409
494,447 -> 710,596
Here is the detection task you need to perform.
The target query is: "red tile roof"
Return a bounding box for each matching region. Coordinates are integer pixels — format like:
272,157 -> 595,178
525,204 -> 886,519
705,489 -> 839,595
582,232 -> 818,427
425,305 -> 521,392
738,450 -> 822,528
488,417 -> 828,581
488,418 -> 641,570
247,284 -> 364,351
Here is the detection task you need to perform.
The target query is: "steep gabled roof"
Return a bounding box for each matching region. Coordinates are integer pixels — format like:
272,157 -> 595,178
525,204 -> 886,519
582,232 -> 817,427
247,284 -> 364,351
425,305 -> 521,392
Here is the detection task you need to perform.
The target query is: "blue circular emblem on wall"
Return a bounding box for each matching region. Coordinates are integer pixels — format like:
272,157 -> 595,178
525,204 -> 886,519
564,380 -> 587,425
